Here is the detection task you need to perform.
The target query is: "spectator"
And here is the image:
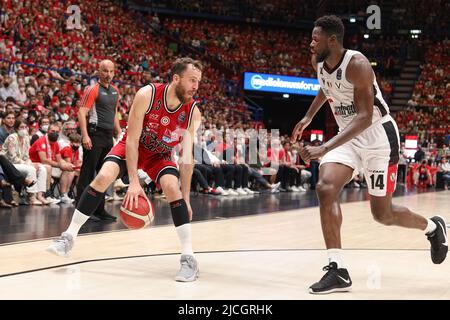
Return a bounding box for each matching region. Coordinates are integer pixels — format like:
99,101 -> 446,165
28,123 -> 74,204
2,120 -> 49,205
0,111 -> 15,146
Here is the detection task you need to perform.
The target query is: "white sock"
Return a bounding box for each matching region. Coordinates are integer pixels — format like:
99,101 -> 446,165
65,209 -> 90,239
424,218 -> 437,235
175,223 -> 194,256
327,248 -> 344,268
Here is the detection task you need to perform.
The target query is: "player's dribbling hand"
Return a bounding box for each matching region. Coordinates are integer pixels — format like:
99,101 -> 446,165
124,181 -> 146,210
300,145 -> 327,163
291,118 -> 311,143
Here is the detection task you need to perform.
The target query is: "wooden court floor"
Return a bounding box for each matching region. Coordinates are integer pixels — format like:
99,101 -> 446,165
0,191 -> 448,300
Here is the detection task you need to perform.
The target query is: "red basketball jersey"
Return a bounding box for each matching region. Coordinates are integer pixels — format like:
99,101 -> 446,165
122,83 -> 197,155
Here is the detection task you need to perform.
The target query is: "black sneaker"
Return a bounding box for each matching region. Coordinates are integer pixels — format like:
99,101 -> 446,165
95,210 -> 117,221
427,216 -> 448,264
309,262 -> 352,294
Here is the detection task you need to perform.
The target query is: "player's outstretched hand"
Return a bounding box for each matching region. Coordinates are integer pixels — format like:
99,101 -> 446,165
291,118 -> 311,143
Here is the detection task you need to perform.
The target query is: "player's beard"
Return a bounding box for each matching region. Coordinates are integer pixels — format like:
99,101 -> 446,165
316,47 -> 330,63
174,84 -> 190,103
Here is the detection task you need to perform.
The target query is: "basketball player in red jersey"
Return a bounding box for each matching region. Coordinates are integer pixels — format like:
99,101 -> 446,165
291,15 -> 447,294
48,57 -> 203,282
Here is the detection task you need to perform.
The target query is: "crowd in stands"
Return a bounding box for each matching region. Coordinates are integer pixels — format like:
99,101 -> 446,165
132,0 -> 316,25
0,0 -> 447,209
392,106 -> 449,144
410,40 -> 449,107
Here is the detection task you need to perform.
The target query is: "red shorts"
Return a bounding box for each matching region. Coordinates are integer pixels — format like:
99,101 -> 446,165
105,139 -> 178,183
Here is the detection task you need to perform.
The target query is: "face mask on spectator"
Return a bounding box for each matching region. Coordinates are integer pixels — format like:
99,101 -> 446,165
18,129 -> 28,137
41,124 -> 49,132
48,132 -> 59,142
71,144 -> 79,151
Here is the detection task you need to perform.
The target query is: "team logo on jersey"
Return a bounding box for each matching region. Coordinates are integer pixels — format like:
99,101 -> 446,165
336,68 -> 342,80
155,100 -> 162,111
161,116 -> 170,126
149,113 -> 159,120
390,172 -> 396,182
178,111 -> 186,124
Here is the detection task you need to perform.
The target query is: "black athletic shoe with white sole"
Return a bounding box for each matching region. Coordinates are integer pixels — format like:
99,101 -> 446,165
427,216 -> 448,264
309,262 -> 352,294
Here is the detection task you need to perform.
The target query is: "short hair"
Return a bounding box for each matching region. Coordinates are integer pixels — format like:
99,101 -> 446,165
38,116 -> 49,126
68,133 -> 81,143
14,119 -> 27,130
169,57 -> 203,81
314,15 -> 345,44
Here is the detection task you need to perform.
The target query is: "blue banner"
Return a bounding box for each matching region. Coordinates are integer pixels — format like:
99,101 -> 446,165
243,72 -> 320,96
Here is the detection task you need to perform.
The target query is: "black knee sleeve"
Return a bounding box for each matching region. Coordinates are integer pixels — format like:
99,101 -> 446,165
170,199 -> 190,227
77,186 -> 105,216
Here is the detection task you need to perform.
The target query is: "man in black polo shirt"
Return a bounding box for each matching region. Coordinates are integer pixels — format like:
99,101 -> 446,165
77,59 -> 122,221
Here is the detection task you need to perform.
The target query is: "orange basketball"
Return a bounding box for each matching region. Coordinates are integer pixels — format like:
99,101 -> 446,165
119,195 -> 155,229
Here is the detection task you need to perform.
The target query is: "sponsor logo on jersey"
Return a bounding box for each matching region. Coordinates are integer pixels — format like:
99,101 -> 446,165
140,131 -> 173,154
145,122 -> 159,134
334,102 -> 356,118
161,116 -> 170,126
149,113 -> 159,120
162,129 -> 173,143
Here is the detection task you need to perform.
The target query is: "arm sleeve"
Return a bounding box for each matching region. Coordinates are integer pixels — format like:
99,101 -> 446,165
79,84 -> 99,110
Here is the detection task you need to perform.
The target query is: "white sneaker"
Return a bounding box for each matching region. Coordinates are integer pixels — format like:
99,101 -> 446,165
291,186 -> 300,192
113,178 -> 128,188
47,232 -> 74,257
236,188 -> 248,195
215,186 -> 229,196
298,186 -> 307,192
175,255 -> 199,282
60,195 -> 74,204
227,189 -> 239,196
271,182 -> 281,190
243,187 -> 255,194
46,197 -> 61,204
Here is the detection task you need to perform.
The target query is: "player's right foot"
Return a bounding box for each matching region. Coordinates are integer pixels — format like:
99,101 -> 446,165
309,262 -> 352,294
175,254 -> 199,282
46,232 -> 74,257
427,216 -> 448,264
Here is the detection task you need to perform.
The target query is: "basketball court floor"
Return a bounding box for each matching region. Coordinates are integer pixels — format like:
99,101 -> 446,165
0,187 -> 448,300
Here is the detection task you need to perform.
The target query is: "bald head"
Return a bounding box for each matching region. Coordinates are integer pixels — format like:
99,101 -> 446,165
98,59 -> 115,85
